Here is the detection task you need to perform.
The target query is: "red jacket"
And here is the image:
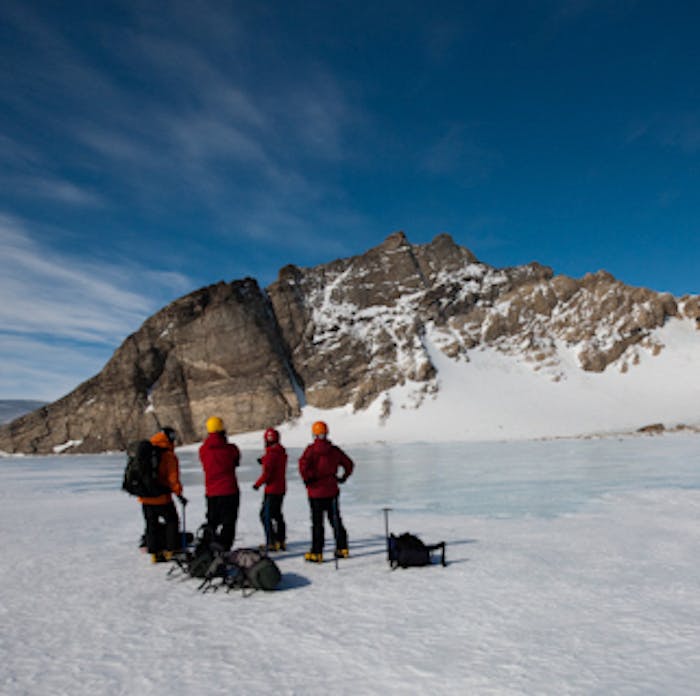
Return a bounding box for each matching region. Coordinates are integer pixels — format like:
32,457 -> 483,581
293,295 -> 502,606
138,431 -> 183,505
298,438 -> 353,499
199,432 -> 240,497
254,443 -> 287,495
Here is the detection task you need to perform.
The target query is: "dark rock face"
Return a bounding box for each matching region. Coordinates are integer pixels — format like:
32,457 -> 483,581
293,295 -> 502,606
0,232 -> 692,454
267,232 -> 487,411
0,280 -> 300,453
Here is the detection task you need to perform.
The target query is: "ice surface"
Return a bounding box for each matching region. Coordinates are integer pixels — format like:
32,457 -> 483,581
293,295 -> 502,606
1,436 -> 699,694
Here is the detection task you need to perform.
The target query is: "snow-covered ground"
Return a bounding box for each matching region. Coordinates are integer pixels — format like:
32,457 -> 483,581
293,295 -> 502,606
2,435 -> 699,695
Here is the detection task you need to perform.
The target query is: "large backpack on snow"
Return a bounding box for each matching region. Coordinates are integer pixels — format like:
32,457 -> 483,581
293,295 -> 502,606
187,525 -> 220,578
389,533 -> 446,569
229,548 -> 282,592
121,440 -> 169,497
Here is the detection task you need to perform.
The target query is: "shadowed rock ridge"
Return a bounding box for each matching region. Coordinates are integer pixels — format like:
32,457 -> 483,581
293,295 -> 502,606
0,232 -> 693,454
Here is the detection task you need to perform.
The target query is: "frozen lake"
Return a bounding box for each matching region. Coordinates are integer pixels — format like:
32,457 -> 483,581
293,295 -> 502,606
2,434 -> 699,695
5,434 -> 699,518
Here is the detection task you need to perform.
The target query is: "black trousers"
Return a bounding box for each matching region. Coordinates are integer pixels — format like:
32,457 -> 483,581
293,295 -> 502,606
206,493 -> 239,551
142,501 -> 180,553
309,495 -> 347,554
259,493 -> 286,546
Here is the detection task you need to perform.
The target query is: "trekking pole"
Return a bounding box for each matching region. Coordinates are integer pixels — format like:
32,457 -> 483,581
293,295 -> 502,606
150,410 -> 162,431
180,498 -> 187,553
263,497 -> 272,554
382,507 -> 392,565
331,498 -> 339,571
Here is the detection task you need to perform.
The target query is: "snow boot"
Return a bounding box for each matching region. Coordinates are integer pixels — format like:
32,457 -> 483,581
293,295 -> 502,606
304,552 -> 323,563
260,541 -> 286,552
334,548 -> 349,559
151,550 -> 174,563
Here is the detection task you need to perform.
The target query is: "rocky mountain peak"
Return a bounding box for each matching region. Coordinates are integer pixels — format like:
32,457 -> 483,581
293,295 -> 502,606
378,229 -> 410,251
0,233 -> 696,454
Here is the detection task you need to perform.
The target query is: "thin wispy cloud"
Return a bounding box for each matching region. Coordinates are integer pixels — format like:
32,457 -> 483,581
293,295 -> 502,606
53,19 -> 357,241
0,334 -> 107,401
282,73 -> 354,162
0,215 -> 193,398
15,176 -> 104,207
2,0 -> 364,260
0,216 -> 191,344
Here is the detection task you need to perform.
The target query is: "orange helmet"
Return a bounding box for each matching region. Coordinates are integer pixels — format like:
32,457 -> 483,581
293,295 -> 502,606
264,427 -> 280,445
311,421 -> 328,437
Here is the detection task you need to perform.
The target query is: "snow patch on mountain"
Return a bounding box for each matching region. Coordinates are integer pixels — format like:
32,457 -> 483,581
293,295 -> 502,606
233,314 -> 700,449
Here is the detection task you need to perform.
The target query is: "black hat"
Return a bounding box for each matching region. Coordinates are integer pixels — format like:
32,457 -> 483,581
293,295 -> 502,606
162,426 -> 177,443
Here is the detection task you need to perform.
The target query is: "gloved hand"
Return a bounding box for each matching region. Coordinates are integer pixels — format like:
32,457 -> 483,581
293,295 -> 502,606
336,474 -> 348,484
257,457 -> 263,465
177,494 -> 188,506
252,483 -> 260,491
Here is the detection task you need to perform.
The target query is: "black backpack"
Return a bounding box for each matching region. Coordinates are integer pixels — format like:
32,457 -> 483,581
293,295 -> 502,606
122,440 -> 168,497
187,525 -> 220,578
389,533 -> 431,568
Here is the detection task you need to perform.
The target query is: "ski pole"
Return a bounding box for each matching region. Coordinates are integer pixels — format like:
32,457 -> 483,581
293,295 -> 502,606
382,507 -> 392,565
263,496 -> 272,553
150,410 -> 163,431
180,497 -> 187,552
331,498 -> 340,571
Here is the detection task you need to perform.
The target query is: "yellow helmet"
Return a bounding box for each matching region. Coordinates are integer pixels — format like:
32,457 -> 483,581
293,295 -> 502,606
206,416 -> 225,433
311,420 -> 328,437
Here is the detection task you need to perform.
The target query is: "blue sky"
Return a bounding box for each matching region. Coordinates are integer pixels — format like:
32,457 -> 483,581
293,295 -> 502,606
1,1 -> 699,401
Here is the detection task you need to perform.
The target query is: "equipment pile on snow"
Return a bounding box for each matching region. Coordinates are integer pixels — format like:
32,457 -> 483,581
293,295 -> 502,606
167,524 -> 282,596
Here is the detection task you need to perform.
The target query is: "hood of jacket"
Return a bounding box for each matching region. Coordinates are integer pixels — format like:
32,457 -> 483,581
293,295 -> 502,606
150,431 -> 174,451
310,437 -> 333,455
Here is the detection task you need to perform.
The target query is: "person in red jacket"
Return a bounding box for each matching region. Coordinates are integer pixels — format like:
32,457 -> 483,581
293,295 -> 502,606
253,427 -> 288,551
298,420 -> 354,563
198,416 -> 241,551
139,426 -> 186,563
